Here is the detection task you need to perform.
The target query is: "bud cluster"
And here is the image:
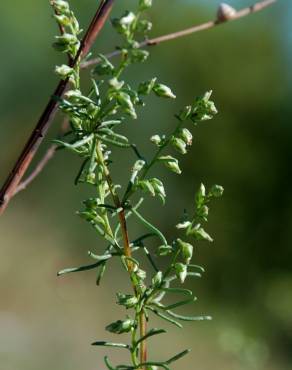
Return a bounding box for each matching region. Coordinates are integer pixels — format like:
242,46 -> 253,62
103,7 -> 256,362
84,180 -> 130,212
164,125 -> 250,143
51,0 -> 81,59
178,91 -> 218,124
173,183 -> 224,283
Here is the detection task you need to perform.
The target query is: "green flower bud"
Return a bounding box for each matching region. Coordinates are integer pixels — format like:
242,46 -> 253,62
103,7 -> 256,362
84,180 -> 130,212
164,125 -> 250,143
53,33 -> 79,53
188,225 -> 213,242
138,180 -> 155,196
119,11 -> 136,26
55,33 -> 78,45
171,137 -> 187,154
153,84 -> 176,99
198,205 -> 209,221
150,134 -> 162,146
106,318 -> 135,334
86,173 -> 96,184
71,16 -> 80,34
112,11 -> 136,34
64,89 -> 82,100
130,49 -> 149,63
132,160 -> 146,174
51,0 -> 70,12
176,221 -> 192,229
152,271 -> 163,288
55,64 -> 74,79
136,268 -> 147,280
195,183 -> 206,207
175,263 -> 187,283
116,92 -> 137,119
177,239 -> 193,265
53,14 -> 71,26
191,90 -> 218,124
209,184 -> 224,198
139,0 -> 153,11
150,178 -> 166,198
116,293 -> 138,308
179,128 -> 193,146
108,77 -> 124,90
159,156 -> 181,174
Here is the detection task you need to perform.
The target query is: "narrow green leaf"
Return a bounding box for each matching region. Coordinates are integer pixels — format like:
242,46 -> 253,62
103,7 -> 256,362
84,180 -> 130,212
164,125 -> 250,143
96,262 -> 107,286
96,133 -> 131,148
187,271 -> 202,279
137,363 -> 169,370
134,328 -> 166,348
99,128 -> 129,144
188,264 -> 205,273
53,133 -> 94,149
99,120 -> 122,128
87,251 -> 113,261
131,208 -> 168,246
57,260 -> 103,276
166,311 -> 212,322
143,246 -> 159,272
165,349 -> 191,365
74,158 -> 89,185
147,307 -> 182,328
104,356 -> 117,370
92,341 -> 130,350
131,233 -> 156,246
161,287 -> 193,297
158,297 -> 196,311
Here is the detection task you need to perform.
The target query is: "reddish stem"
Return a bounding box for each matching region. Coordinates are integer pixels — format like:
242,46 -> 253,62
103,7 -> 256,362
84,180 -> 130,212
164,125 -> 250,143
0,0 -> 115,215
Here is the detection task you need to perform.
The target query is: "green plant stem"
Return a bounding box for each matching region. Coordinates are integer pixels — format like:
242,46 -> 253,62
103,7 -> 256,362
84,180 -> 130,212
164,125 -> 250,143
143,120 -> 184,177
123,120 -> 184,204
95,139 -> 148,368
131,312 -> 139,367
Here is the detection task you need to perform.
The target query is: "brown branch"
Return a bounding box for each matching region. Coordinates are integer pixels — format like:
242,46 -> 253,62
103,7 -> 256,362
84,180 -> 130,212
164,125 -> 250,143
0,0 -> 115,215
139,313 -> 147,368
14,118 -> 69,196
95,141 -> 147,367
13,4 -> 75,198
81,0 -> 276,69
13,145 -> 57,195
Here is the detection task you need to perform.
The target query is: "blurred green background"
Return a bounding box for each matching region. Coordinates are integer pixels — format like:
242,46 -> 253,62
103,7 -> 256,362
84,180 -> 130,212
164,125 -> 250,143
0,1 -> 291,369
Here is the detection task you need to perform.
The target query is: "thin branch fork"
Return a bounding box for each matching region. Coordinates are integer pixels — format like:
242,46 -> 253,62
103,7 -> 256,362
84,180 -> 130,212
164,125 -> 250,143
0,0 -> 276,215
81,0 -> 276,69
0,0 -> 116,215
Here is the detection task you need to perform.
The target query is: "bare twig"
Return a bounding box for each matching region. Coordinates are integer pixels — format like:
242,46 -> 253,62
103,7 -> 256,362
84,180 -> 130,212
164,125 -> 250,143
0,0 -> 116,215
13,145 -> 57,195
14,118 -> 69,196
81,0 -> 276,69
